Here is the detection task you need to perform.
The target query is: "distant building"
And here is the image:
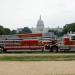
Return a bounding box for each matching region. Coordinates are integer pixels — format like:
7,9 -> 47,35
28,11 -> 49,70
31,16 -> 50,33
16,16 -> 63,35
36,16 -> 44,33
16,28 -> 23,33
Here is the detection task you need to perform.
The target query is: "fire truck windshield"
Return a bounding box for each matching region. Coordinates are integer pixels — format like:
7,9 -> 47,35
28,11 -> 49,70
71,36 -> 75,40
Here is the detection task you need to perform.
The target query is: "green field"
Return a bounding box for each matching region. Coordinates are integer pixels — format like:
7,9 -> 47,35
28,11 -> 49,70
0,53 -> 75,61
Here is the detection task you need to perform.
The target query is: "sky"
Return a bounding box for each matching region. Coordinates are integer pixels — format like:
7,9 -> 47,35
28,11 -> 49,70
0,0 -> 75,30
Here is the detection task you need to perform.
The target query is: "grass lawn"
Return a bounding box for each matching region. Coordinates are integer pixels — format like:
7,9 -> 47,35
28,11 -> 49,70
0,52 -> 75,61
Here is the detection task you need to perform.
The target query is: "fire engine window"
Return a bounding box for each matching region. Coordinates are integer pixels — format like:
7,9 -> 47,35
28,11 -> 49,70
71,36 -> 75,40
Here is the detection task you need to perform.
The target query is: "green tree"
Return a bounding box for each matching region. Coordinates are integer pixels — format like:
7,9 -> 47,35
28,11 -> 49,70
4,28 -> 11,35
0,25 -> 12,35
19,27 -> 32,34
11,30 -> 16,34
0,26 -> 5,35
63,23 -> 75,34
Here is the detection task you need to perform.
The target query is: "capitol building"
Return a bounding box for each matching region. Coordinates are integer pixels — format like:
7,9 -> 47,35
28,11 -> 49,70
17,16 -> 50,34
17,16 -> 62,34
31,16 -> 50,33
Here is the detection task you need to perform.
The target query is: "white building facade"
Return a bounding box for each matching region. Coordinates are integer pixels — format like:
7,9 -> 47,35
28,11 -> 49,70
31,16 -> 49,33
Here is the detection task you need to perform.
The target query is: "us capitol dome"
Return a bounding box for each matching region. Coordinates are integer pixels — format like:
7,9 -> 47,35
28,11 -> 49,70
31,16 -> 50,33
36,16 -> 44,33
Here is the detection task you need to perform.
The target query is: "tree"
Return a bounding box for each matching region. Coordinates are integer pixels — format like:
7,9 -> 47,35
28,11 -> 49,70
11,30 -> 16,34
19,27 -> 32,34
62,23 -> 75,34
0,26 -> 6,35
4,28 -> 11,35
0,25 -> 12,35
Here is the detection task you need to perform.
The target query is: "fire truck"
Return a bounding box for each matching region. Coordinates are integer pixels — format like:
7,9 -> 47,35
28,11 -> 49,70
1,32 -> 75,53
0,33 -> 59,53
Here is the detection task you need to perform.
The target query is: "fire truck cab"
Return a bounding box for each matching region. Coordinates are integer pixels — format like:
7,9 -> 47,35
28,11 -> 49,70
59,33 -> 75,52
63,33 -> 75,51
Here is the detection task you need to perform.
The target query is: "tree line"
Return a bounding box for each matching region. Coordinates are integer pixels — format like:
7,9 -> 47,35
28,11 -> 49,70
0,26 -> 32,35
0,26 -> 16,35
0,23 -> 75,36
48,23 -> 75,37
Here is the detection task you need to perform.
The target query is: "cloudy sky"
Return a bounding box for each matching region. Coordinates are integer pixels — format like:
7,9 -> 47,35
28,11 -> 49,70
0,0 -> 75,30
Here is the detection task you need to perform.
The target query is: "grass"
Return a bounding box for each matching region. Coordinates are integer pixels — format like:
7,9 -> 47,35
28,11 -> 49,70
0,53 -> 75,61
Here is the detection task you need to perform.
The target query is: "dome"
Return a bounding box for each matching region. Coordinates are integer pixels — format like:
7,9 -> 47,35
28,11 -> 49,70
36,16 -> 44,33
37,16 -> 44,28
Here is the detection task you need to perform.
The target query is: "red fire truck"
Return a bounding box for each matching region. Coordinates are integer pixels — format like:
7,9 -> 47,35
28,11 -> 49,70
1,32 -> 75,53
0,33 -> 58,53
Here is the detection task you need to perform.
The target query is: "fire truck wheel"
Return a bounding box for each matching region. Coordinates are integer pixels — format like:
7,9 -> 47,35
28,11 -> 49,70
51,46 -> 58,52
